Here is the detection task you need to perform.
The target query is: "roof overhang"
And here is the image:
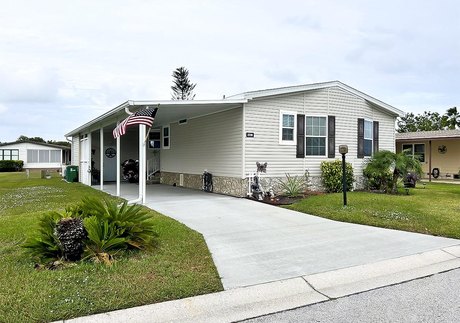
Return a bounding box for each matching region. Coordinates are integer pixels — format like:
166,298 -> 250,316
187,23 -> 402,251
65,99 -> 247,137
396,136 -> 460,142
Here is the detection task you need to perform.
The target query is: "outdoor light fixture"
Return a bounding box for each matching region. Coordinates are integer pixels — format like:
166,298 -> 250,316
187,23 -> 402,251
339,145 -> 348,206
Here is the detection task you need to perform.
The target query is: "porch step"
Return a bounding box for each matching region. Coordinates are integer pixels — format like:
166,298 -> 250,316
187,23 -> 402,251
147,178 -> 160,185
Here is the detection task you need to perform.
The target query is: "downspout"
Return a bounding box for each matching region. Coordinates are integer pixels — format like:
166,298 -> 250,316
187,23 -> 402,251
429,140 -> 432,182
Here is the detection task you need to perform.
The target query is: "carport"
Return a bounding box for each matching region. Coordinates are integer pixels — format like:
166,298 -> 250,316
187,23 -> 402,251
65,99 -> 245,204
99,183 -> 460,290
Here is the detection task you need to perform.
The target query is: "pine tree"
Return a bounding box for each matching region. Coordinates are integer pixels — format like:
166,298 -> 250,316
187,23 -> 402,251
171,67 -> 196,100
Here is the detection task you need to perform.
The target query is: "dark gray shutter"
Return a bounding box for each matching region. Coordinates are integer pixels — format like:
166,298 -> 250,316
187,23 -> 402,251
296,114 -> 305,158
328,116 -> 335,158
357,118 -> 364,158
373,121 -> 379,154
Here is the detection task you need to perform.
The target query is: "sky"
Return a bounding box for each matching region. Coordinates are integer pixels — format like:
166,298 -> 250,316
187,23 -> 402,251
0,0 -> 458,142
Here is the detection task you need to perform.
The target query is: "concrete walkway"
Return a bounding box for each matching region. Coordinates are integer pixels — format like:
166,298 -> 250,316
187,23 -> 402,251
101,184 -> 460,290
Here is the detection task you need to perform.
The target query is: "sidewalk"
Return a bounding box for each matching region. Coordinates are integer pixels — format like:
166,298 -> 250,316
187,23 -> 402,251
59,245 -> 460,323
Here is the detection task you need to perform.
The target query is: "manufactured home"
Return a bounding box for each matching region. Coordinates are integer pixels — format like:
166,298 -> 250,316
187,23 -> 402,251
65,81 -> 403,202
396,129 -> 460,180
0,141 -> 71,170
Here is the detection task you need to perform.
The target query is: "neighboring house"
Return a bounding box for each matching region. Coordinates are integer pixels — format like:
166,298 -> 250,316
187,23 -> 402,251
396,129 -> 460,179
0,141 -> 71,170
65,81 -> 403,201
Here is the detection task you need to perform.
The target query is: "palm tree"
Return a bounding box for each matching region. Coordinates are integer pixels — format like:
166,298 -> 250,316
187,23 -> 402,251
364,150 -> 422,193
445,107 -> 459,129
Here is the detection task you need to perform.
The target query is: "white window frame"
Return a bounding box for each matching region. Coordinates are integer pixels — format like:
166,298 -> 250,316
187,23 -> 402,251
162,125 -> 170,149
364,119 -> 373,157
148,130 -> 161,150
402,143 -> 426,162
305,115 -> 328,157
279,111 -> 297,145
26,149 -> 62,163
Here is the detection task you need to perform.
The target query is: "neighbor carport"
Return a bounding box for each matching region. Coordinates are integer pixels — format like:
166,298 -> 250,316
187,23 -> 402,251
102,184 -> 460,290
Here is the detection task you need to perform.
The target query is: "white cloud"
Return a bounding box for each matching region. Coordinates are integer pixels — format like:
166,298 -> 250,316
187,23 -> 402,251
0,104 -> 8,114
0,0 -> 458,142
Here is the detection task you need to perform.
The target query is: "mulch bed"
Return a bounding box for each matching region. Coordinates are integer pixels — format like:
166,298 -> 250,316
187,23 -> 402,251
248,191 -> 324,205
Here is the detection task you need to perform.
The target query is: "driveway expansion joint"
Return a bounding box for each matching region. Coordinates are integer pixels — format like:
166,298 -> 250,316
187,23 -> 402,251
301,276 -> 332,300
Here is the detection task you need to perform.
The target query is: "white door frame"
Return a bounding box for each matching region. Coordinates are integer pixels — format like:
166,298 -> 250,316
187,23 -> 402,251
79,133 -> 92,185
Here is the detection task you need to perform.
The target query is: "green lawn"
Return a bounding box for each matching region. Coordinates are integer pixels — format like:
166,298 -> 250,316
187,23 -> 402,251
288,182 -> 460,239
0,171 -> 222,323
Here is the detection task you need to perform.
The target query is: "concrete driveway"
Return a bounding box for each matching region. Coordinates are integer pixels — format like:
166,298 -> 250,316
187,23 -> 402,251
102,184 -> 460,290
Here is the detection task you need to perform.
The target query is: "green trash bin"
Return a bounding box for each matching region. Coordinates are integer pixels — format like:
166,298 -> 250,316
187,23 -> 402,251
66,166 -> 79,182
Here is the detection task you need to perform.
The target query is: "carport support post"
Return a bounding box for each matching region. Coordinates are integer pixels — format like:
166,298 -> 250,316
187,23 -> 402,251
116,122 -> 121,197
139,124 -> 147,204
429,140 -> 432,182
99,128 -> 104,191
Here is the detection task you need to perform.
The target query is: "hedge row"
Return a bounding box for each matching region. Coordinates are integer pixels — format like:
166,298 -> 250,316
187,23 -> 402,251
0,160 -> 24,172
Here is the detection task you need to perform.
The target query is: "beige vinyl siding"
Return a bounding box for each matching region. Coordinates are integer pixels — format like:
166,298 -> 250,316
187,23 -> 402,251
244,86 -> 397,178
161,107 -> 243,177
397,139 -> 460,177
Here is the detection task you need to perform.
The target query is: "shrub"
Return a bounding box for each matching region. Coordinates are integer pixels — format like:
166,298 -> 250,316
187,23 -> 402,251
320,160 -> 354,193
23,197 -> 156,266
363,150 -> 422,193
83,216 -> 127,265
277,173 -> 306,197
0,160 -> 24,172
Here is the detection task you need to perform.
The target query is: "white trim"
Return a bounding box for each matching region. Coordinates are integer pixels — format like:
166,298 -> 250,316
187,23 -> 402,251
402,142 -> 426,163
116,121 -> 121,197
279,110 -> 297,146
305,115 -> 328,157
147,129 -> 161,150
162,125 -> 170,149
99,128 -> 104,191
241,104 -> 246,179
364,118 -> 373,157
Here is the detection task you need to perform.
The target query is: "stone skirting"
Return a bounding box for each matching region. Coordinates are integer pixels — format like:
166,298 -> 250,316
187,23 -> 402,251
160,172 -> 247,197
160,172 -> 366,197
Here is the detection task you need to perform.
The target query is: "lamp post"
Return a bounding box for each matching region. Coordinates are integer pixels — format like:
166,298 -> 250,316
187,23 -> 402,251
339,145 -> 348,206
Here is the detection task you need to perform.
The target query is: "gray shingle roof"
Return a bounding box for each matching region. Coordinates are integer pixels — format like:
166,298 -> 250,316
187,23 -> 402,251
396,129 -> 460,140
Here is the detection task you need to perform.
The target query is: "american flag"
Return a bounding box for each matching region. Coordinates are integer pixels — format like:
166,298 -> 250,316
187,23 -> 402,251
113,107 -> 158,138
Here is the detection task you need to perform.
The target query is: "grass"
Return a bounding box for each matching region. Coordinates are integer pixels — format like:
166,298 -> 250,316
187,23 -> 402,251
288,182 -> 460,239
0,171 -> 223,322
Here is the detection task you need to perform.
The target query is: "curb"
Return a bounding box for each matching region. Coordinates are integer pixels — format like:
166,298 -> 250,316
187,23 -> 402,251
58,245 -> 460,323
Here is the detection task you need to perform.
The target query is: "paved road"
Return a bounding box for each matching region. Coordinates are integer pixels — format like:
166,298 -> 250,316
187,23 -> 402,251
243,268 -> 460,323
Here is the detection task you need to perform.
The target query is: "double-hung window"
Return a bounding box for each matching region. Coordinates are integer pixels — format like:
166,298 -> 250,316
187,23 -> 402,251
306,116 -> 327,156
279,111 -> 296,144
364,120 -> 373,157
